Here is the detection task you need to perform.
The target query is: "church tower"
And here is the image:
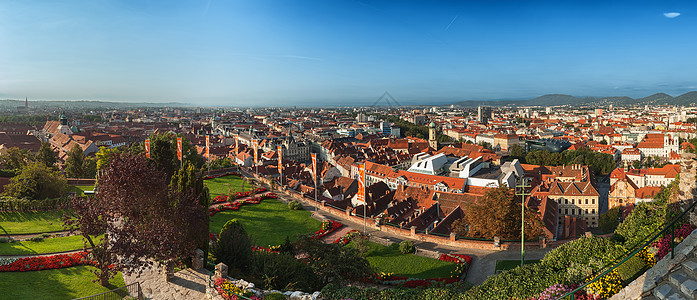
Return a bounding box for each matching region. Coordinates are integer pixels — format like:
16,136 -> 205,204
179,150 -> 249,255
428,121 -> 438,149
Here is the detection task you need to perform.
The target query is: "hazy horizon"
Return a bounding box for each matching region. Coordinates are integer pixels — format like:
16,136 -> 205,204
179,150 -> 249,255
2,1 -> 696,106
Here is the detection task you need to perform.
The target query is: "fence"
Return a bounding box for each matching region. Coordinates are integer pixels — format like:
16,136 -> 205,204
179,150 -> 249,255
72,282 -> 143,300
557,198 -> 697,300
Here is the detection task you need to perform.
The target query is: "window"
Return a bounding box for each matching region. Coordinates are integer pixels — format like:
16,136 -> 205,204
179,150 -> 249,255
571,209 -> 575,215
591,209 -> 595,214
559,209 -> 562,214
585,199 -> 588,205
592,199 -> 595,204
565,209 -> 568,214
571,199 -> 575,205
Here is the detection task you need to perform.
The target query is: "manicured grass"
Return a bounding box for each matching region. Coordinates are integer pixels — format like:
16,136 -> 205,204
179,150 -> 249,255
205,175 -> 252,197
68,185 -> 95,195
209,199 -> 321,247
495,259 -> 540,272
0,235 -> 98,255
0,266 -> 125,300
350,241 -> 458,279
0,210 -> 66,235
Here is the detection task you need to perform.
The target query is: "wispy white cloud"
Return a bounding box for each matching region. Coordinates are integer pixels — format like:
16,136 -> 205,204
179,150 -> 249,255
664,12 -> 680,18
445,14 -> 459,31
278,55 -> 324,61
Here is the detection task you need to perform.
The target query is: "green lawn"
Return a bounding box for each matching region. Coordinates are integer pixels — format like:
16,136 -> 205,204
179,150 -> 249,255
70,185 -> 94,193
350,241 -> 458,279
495,259 -> 540,272
205,175 -> 252,198
209,199 -> 321,247
0,235 -> 98,255
0,210 -> 66,235
0,266 -> 125,300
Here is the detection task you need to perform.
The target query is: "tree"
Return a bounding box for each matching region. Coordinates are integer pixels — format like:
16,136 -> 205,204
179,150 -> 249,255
170,161 -> 210,255
64,153 -> 207,285
294,235 -> 373,287
65,144 -> 85,178
509,144 -> 526,160
0,147 -> 32,175
136,133 -> 203,180
95,146 -> 121,171
3,161 -> 67,199
211,219 -> 252,273
599,207 -> 620,233
452,186 -> 543,240
36,142 -> 58,170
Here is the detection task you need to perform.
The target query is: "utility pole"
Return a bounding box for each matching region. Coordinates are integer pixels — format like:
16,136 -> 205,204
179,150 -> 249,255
515,177 -> 531,266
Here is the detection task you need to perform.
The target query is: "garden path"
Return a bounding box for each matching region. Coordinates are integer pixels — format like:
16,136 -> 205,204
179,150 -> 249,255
123,263 -> 208,300
321,226 -> 353,244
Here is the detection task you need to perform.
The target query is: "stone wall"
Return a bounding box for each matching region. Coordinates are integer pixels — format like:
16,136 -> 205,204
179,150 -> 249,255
679,153 -> 697,226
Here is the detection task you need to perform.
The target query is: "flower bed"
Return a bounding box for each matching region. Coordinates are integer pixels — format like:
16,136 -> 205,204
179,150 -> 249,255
203,172 -> 239,180
333,230 -> 360,245
651,223 -> 695,260
209,193 -> 279,217
438,253 -> 472,279
251,245 -> 280,253
212,195 -> 229,204
214,277 -> 261,300
0,251 -> 91,272
313,220 -> 342,239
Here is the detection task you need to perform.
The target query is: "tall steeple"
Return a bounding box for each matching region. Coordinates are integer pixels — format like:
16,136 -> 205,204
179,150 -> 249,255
428,121 -> 438,149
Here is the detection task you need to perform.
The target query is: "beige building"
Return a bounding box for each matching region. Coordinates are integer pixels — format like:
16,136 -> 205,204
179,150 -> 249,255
547,180 -> 600,228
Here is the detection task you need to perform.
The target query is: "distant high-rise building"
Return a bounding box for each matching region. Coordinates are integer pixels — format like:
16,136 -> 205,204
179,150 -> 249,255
545,107 -> 552,114
356,113 -> 367,123
379,122 -> 392,136
477,106 -> 493,124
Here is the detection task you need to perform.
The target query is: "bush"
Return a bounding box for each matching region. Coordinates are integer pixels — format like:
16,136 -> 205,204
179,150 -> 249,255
616,255 -> 646,282
399,240 -> 415,254
263,292 -> 286,300
28,236 -> 44,242
288,200 -> 303,210
278,236 -> 295,255
463,262 -> 565,299
251,251 -> 319,291
599,207 -> 620,233
0,237 -> 14,243
212,219 -> 252,274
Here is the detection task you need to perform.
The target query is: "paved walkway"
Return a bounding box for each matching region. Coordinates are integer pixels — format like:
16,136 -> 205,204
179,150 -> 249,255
123,264 -> 209,300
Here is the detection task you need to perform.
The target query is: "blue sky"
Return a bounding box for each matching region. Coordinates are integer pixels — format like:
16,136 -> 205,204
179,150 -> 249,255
1,1 -> 696,106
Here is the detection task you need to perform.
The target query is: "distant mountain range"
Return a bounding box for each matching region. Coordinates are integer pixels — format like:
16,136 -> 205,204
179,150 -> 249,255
0,100 -> 189,109
452,91 -> 697,107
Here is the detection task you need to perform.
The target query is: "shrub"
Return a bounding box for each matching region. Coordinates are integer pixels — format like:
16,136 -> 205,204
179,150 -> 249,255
42,233 -> 51,238
251,251 -> 319,291
615,255 -> 646,282
399,240 -> 415,254
0,237 -> 10,243
462,262 -> 565,299
28,236 -> 44,242
278,236 -> 295,255
263,293 -> 286,300
212,219 -> 252,274
288,200 -> 303,210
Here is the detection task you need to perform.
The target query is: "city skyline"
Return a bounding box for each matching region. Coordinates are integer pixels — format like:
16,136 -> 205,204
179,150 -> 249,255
1,0 -> 696,106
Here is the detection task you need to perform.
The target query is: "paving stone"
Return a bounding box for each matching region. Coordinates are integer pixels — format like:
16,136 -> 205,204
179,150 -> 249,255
681,258 -> 697,277
668,271 -> 690,288
654,283 -> 675,300
678,279 -> 697,299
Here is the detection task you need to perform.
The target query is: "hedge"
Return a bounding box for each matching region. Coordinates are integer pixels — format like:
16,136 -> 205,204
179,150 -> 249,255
0,197 -> 67,212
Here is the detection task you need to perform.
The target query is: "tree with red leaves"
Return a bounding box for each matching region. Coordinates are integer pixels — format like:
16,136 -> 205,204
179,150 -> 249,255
64,153 -> 207,285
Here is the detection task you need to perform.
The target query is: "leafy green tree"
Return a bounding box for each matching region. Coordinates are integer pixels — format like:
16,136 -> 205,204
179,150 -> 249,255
132,133 -> 203,180
35,142 -> 58,170
452,186 -> 543,240
599,207 -> 620,233
0,147 -> 32,174
83,157 -> 97,178
3,161 -> 67,199
65,144 -> 85,178
294,235 -> 373,287
95,146 -> 121,170
212,219 -> 252,273
509,144 -> 526,160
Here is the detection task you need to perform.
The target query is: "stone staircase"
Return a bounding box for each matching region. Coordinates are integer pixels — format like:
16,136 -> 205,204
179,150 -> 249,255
611,228 -> 697,300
